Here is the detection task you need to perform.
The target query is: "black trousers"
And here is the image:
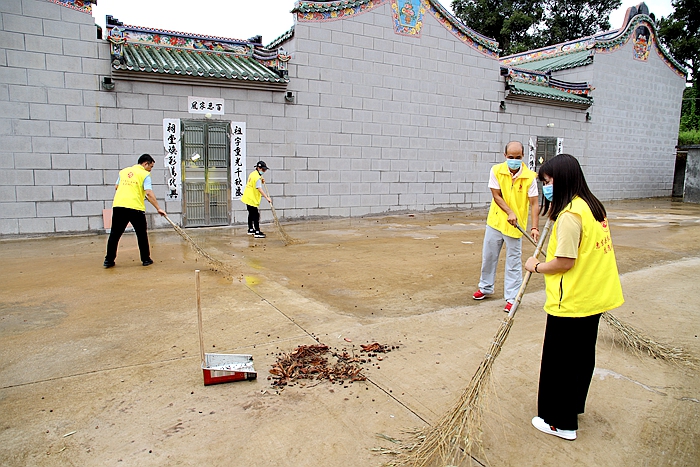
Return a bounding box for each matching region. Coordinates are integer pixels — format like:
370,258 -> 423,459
537,313 -> 601,431
246,204 -> 260,232
105,207 -> 151,263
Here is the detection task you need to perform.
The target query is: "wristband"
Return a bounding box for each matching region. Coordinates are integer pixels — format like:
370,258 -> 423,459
535,262 -> 540,273
531,227 -> 539,231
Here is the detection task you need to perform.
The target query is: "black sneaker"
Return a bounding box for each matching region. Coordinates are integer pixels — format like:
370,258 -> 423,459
142,259 -> 154,266
247,229 -> 255,235
254,231 -> 266,238
103,260 -> 115,268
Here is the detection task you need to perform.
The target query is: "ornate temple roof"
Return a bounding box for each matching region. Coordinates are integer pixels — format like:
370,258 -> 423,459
498,3 -> 686,110
291,0 -> 501,56
501,3 -> 685,78
105,16 -> 289,90
500,68 -> 593,109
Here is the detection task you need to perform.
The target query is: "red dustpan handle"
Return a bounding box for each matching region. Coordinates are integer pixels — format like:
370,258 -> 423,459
195,270 -> 206,367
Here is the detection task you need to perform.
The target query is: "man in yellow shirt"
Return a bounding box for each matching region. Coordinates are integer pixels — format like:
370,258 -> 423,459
104,154 -> 166,268
473,141 -> 540,312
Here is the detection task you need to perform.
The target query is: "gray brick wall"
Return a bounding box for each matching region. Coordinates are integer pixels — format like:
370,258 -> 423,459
0,0 -> 686,236
0,0 -> 114,235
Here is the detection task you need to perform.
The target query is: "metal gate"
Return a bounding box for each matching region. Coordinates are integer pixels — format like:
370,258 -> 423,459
534,136 -> 559,202
535,136 -> 558,172
182,121 -> 230,227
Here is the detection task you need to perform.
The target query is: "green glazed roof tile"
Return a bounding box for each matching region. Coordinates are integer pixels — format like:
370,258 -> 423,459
513,50 -> 594,72
507,81 -> 592,107
115,43 -> 286,83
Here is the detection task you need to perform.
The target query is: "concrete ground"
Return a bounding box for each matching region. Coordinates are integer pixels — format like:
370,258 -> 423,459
1,198 -> 699,467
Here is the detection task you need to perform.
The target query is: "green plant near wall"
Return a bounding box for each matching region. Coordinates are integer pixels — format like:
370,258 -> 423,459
678,130 -> 700,146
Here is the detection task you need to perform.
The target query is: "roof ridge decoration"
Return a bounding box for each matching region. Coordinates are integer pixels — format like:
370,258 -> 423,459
596,14 -> 685,77
293,0 -> 388,21
106,16 -> 257,55
293,0 -> 499,56
105,16 -> 289,85
501,3 -> 685,78
267,26 -> 295,49
501,67 -> 593,109
48,0 -> 95,14
502,68 -> 593,97
500,38 -> 596,68
425,0 -> 499,56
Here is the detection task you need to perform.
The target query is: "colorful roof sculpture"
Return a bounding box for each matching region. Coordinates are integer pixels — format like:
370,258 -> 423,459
500,68 -> 593,109
501,3 -> 685,78
49,0 -> 95,14
292,0 -> 500,57
498,2 -> 686,109
106,16 -> 289,89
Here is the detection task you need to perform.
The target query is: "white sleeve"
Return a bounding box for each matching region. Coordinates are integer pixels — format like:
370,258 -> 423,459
527,178 -> 539,197
487,167 -> 499,190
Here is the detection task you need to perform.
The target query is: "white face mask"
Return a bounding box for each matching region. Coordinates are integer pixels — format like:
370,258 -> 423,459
542,184 -> 553,201
506,159 -> 522,170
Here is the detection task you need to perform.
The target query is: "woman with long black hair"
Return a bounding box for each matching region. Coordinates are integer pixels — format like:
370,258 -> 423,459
524,154 -> 624,440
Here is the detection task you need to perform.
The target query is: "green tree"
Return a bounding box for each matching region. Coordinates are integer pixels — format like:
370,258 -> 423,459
657,0 -> 700,133
451,0 -> 544,55
536,0 -> 622,47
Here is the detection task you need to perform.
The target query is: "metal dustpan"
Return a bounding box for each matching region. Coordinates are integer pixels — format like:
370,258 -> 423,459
195,270 -> 257,386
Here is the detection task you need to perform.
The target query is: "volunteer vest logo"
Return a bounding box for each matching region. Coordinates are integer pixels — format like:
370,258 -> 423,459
392,0 -> 425,37
127,171 -> 134,178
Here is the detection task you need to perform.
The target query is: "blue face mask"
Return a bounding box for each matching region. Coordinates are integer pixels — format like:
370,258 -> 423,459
506,159 -> 522,171
542,184 -> 554,201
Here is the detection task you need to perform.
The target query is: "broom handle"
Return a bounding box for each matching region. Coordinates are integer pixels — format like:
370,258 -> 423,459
508,218 -> 553,317
195,269 -> 206,367
516,222 -> 538,248
164,214 -> 177,228
262,180 -> 273,205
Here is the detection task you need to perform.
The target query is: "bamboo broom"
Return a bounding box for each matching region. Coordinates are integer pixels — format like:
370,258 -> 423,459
388,219 -> 555,467
164,215 -> 237,279
261,181 -> 305,246
515,223 -> 696,366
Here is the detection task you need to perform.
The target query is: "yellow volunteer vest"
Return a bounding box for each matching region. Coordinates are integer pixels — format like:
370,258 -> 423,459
486,162 -> 537,238
240,170 -> 262,207
544,197 -> 624,317
112,164 -> 149,211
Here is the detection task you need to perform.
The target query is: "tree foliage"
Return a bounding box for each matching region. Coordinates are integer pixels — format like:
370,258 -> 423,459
537,0 -> 621,47
657,0 -> 699,133
451,0 -> 544,55
451,0 -> 621,55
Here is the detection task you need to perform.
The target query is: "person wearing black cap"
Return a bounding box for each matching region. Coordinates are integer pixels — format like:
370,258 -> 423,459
240,160 -> 272,238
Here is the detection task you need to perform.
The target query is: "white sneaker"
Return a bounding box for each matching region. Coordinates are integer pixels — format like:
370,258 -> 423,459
531,416 -> 577,440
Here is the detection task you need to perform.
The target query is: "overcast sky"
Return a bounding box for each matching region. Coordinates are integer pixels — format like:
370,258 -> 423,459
92,0 -> 674,46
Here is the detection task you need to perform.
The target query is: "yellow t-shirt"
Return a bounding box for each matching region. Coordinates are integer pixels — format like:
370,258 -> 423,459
553,212 -> 582,259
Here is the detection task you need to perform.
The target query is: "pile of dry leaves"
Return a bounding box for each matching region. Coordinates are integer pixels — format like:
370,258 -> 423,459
268,342 -> 398,387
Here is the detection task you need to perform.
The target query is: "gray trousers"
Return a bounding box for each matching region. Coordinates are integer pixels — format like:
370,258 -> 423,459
477,225 -> 523,303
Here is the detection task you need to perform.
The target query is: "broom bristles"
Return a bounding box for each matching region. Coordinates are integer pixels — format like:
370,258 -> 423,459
262,181 -> 305,246
393,317 -> 515,467
269,202 -> 304,246
602,312 -> 697,366
164,215 -> 237,279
